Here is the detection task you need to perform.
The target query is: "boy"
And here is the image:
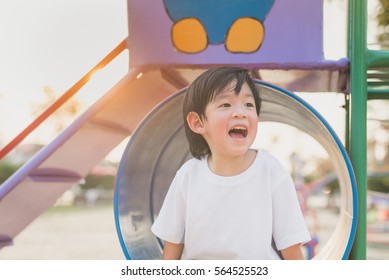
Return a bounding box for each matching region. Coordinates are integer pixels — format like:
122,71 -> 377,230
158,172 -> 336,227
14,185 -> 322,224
151,66 -> 311,259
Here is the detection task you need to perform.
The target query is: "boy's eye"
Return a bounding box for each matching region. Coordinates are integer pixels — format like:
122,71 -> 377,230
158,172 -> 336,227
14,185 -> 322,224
220,103 -> 231,108
245,103 -> 255,108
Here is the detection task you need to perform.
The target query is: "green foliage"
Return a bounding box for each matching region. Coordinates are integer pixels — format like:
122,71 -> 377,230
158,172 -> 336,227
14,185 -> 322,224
368,175 -> 389,193
80,174 -> 115,190
326,178 -> 340,193
377,0 -> 389,26
0,161 -> 21,184
377,0 -> 389,44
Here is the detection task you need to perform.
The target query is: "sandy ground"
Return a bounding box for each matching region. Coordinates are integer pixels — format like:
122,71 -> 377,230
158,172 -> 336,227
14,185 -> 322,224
0,204 -> 125,260
0,203 -> 388,260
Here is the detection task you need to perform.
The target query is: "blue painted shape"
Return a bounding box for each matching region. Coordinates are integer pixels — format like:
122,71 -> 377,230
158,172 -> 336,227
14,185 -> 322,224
163,0 -> 274,44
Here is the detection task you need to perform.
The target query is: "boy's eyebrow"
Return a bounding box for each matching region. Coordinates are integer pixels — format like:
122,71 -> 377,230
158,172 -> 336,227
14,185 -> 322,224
214,91 -> 255,100
240,92 -> 255,98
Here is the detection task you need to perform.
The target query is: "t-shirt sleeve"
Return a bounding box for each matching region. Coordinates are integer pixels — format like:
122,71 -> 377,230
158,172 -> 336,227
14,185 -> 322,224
151,170 -> 186,244
271,161 -> 311,250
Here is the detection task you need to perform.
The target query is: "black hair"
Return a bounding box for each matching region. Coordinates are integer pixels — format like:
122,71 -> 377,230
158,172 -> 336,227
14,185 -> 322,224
183,66 -> 261,159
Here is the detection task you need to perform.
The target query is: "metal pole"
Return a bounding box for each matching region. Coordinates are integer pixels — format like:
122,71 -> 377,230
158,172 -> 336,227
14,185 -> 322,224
348,0 -> 367,260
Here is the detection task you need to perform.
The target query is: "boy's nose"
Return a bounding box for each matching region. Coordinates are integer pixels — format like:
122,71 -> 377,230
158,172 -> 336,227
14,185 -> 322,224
232,109 -> 246,118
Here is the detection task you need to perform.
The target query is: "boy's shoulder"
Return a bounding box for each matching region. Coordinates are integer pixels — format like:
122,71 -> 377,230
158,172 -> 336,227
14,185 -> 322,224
257,150 -> 287,172
180,157 -> 201,169
176,157 -> 203,175
172,158 -> 204,188
257,149 -> 277,163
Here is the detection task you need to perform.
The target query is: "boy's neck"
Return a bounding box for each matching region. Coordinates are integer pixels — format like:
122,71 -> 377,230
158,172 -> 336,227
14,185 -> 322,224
207,149 -> 257,176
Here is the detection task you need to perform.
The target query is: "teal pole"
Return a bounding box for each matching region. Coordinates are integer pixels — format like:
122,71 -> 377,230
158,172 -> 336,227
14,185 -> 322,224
367,49 -> 389,68
368,88 -> 389,100
348,0 -> 367,260
344,95 -> 350,152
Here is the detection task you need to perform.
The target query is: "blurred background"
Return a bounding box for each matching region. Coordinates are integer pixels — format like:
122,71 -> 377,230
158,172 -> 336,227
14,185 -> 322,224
0,0 -> 388,259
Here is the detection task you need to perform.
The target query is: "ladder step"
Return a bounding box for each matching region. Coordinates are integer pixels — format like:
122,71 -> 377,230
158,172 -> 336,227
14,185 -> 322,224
29,168 -> 82,183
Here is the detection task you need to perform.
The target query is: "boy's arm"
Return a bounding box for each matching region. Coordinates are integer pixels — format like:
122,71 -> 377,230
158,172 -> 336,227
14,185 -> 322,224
280,243 -> 305,260
162,241 -> 184,260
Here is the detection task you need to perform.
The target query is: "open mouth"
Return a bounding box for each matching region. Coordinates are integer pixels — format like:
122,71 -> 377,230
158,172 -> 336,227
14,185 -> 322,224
228,126 -> 248,138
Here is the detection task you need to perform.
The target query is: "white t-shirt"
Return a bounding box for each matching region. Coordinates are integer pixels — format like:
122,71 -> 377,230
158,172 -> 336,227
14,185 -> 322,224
151,150 -> 311,259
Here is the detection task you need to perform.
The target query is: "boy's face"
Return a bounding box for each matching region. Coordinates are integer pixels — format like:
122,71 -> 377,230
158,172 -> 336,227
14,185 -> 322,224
200,82 -> 258,159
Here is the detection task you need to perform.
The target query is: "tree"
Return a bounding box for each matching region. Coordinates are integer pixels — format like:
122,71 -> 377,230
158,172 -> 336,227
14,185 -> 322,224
376,0 -> 389,45
31,86 -> 81,134
0,161 -> 21,184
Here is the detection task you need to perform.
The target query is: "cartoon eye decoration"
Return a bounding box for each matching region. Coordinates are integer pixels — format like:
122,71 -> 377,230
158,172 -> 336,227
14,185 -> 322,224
163,0 -> 274,53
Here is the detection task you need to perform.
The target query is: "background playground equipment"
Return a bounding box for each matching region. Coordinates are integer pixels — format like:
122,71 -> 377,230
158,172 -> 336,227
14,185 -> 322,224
0,0 -> 385,260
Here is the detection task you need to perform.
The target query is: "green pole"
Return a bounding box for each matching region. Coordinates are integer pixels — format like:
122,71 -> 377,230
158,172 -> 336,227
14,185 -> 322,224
367,49 -> 389,67
348,0 -> 367,260
344,95 -> 350,152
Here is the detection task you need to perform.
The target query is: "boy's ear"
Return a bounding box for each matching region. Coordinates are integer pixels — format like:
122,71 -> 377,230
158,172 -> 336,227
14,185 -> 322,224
186,112 -> 205,134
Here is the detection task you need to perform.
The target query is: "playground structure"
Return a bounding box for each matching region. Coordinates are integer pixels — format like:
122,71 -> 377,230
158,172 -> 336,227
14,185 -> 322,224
0,0 -> 385,259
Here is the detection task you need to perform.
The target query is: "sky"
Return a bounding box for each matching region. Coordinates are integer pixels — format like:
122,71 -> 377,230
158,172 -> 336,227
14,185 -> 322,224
0,0 -> 381,164
0,0 -> 128,151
